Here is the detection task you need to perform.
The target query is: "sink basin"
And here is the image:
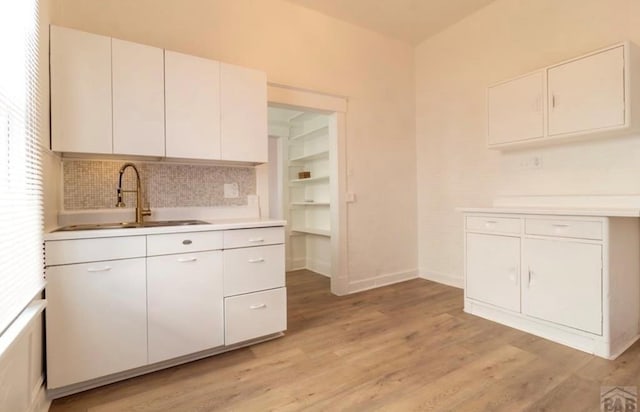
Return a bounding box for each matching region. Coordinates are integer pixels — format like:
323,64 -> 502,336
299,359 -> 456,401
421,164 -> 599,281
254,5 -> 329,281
54,219 -> 209,232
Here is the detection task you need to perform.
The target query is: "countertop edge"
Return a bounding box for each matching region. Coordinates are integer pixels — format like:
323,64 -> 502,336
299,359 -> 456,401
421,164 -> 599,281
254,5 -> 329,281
44,219 -> 287,241
457,207 -> 640,217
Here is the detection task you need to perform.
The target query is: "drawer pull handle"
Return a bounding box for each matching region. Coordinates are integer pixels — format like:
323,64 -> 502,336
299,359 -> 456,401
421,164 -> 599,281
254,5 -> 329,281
485,220 -> 498,224
248,238 -> 264,243
87,266 -> 112,272
182,239 -> 193,245
250,303 -> 267,310
177,257 -> 198,263
248,258 -> 265,263
552,224 -> 569,228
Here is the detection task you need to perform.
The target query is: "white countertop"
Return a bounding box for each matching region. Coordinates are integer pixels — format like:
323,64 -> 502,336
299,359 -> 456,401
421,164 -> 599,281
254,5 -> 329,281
459,207 -> 640,217
44,218 -> 287,241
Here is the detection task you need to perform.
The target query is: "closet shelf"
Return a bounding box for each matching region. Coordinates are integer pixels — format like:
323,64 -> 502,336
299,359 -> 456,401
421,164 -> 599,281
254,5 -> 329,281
290,227 -> 331,237
290,202 -> 330,206
289,175 -> 330,184
289,125 -> 329,142
289,150 -> 329,162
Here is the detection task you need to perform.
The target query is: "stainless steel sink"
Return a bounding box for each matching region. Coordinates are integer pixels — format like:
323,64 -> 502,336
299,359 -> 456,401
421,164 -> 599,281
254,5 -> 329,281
54,219 -> 209,232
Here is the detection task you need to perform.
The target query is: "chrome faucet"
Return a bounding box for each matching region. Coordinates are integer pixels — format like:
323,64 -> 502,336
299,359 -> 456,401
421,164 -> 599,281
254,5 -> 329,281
116,163 -> 151,224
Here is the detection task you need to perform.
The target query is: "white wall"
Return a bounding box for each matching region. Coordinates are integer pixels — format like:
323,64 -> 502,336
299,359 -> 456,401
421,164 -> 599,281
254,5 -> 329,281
51,0 -> 418,288
416,0 -> 640,286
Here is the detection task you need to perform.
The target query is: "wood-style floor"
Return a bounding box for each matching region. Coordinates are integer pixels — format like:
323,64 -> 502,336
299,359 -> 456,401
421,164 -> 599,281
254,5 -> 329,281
50,270 -> 640,411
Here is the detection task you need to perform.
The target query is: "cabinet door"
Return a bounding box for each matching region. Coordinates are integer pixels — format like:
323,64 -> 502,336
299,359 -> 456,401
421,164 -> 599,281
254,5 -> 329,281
220,63 -> 267,163
50,26 -> 112,154
112,38 -> 165,156
523,238 -> 602,334
548,46 -> 625,136
466,233 -> 520,312
46,258 -> 147,389
488,72 -> 544,145
147,250 -> 224,363
165,50 -> 221,160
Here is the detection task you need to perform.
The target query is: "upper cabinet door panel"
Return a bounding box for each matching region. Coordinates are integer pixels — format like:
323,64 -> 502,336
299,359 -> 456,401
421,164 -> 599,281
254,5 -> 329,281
220,63 -> 267,163
165,50 -> 221,160
50,26 -> 112,154
112,39 -> 165,157
488,72 -> 544,146
548,46 -> 625,136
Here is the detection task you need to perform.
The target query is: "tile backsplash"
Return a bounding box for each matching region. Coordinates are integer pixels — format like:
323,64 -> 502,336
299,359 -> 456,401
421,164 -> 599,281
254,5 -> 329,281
63,159 -> 256,210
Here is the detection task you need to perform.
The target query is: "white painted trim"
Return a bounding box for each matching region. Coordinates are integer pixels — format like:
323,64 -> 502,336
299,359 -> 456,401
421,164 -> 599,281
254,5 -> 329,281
306,257 -> 331,277
347,270 -> 417,294
419,271 -> 464,289
268,86 -> 349,296
0,300 -> 46,365
267,83 -> 347,113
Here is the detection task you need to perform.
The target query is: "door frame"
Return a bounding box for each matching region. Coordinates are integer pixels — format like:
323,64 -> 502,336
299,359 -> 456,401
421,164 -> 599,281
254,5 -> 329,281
267,83 -> 348,296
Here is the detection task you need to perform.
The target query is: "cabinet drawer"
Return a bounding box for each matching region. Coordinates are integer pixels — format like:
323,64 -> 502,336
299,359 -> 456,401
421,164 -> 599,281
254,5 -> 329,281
525,218 -> 602,240
466,216 -> 520,234
147,231 -> 223,256
45,236 -> 146,266
223,244 -> 284,296
224,287 -> 287,345
223,227 -> 284,249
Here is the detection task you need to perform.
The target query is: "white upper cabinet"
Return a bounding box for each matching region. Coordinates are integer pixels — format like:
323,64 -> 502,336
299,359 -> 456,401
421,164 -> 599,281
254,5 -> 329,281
220,63 -> 268,163
165,50 -> 221,160
548,46 -> 625,136
112,38 -> 165,156
488,42 -> 636,149
50,25 -> 112,154
488,72 -> 544,146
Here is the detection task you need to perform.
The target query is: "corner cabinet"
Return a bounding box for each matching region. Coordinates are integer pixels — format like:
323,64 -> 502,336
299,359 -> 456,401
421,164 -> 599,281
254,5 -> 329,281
488,42 -> 638,149
44,225 -> 286,397
463,212 -> 640,359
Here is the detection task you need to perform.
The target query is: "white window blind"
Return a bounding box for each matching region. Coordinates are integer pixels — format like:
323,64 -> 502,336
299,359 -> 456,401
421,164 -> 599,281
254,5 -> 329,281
0,0 -> 45,336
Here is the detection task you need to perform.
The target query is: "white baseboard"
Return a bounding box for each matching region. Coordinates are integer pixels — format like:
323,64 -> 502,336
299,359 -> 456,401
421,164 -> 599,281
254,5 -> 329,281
286,257 -> 306,272
348,270 -> 418,294
306,258 -> 330,277
419,271 -> 463,289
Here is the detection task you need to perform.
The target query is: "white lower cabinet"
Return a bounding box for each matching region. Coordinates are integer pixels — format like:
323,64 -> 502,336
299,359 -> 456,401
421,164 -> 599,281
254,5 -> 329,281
523,238 -> 602,335
465,233 -> 520,312
464,213 -> 639,359
147,250 -> 224,363
46,258 -> 148,388
224,288 -> 287,345
44,224 -> 286,396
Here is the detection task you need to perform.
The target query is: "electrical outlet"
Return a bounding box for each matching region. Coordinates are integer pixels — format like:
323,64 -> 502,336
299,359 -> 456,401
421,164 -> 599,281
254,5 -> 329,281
519,155 -> 543,170
224,183 -> 239,198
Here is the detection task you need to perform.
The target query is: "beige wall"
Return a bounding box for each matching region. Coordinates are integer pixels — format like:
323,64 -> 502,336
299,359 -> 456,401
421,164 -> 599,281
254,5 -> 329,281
416,0 -> 640,285
51,0 -> 418,286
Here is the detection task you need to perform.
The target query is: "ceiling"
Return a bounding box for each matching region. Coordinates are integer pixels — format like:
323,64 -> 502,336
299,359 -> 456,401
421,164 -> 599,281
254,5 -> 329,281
283,0 -> 496,45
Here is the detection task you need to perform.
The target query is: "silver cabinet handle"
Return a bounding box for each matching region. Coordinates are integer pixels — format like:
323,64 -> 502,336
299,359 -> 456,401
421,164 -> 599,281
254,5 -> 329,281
552,223 -> 569,227
249,303 -> 267,310
248,258 -> 265,263
177,257 -> 198,263
248,238 -> 264,243
87,266 -> 111,272
485,220 -> 498,224
528,269 -> 534,287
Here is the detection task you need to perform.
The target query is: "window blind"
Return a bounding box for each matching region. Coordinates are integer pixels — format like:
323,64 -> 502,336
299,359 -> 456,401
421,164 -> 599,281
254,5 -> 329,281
0,0 -> 45,336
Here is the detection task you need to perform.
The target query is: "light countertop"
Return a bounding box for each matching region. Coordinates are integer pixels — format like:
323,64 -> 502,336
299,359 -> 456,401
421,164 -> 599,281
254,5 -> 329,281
44,218 -> 286,241
458,207 -> 640,217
